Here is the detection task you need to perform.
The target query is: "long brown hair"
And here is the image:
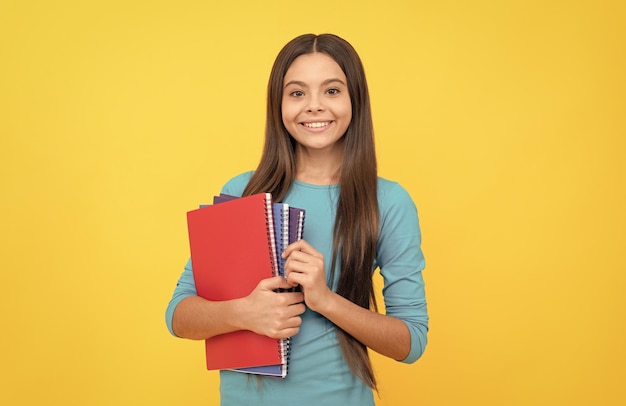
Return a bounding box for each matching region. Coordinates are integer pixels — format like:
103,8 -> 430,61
243,33 -> 379,389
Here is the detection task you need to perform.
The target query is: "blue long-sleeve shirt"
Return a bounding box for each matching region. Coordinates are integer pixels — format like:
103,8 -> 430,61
165,172 -> 429,405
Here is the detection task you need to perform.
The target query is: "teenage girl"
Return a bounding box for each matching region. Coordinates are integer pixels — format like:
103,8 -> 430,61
166,33 -> 428,406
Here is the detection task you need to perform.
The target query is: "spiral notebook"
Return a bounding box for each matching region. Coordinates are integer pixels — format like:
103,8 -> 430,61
213,193 -> 306,377
187,193 -> 283,372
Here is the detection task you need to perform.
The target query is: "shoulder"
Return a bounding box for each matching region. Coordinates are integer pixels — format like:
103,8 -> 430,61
376,177 -> 420,228
377,177 -> 416,209
220,171 -> 254,196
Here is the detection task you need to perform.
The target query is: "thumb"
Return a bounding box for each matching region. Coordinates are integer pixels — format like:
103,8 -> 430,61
258,275 -> 293,291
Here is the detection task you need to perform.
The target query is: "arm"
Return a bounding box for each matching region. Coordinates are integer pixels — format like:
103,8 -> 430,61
283,241 -> 411,361
283,182 -> 428,363
321,295 -> 411,361
172,295 -> 248,340
165,171 -> 307,340
166,260 -> 305,340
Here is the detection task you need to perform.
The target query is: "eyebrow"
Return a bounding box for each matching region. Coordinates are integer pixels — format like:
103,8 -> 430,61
283,78 -> 347,88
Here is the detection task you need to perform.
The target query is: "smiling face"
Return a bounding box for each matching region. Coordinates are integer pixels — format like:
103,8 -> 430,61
281,52 -> 352,155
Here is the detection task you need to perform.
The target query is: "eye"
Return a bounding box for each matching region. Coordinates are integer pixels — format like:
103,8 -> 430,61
326,88 -> 340,95
289,90 -> 305,97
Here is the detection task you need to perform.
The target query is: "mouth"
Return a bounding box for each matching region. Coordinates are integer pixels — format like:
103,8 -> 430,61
301,121 -> 332,129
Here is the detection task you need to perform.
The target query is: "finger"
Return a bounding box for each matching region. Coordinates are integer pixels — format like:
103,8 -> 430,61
288,303 -> 306,317
281,241 -> 299,258
259,275 -> 293,291
284,248 -> 308,262
267,314 -> 303,339
282,239 -> 320,258
273,326 -> 300,340
286,271 -> 306,287
277,292 -> 304,306
286,312 -> 304,327
282,312 -> 303,329
285,253 -> 324,275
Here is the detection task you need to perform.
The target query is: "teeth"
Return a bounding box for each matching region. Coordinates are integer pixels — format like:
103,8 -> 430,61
303,122 -> 330,128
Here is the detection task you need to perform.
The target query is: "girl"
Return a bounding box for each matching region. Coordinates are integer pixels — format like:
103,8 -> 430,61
166,33 -> 428,405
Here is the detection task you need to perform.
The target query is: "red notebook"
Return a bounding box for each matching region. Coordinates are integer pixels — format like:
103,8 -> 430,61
186,193 -> 282,370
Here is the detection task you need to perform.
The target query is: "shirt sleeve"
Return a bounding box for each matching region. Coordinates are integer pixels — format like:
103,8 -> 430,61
375,182 -> 429,364
164,258 -> 196,336
164,172 -> 254,336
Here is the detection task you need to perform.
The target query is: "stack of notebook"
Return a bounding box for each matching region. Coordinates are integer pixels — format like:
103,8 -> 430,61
186,192 -> 305,378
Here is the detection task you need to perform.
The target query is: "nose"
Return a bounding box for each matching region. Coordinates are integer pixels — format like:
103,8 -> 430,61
306,95 -> 324,112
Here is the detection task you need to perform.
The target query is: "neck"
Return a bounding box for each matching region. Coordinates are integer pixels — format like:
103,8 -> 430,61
294,145 -> 342,185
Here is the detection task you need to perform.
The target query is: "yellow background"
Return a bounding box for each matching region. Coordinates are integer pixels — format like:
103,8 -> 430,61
1,0 -> 624,405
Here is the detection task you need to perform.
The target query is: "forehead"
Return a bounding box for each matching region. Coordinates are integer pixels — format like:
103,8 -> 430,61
284,52 -> 346,83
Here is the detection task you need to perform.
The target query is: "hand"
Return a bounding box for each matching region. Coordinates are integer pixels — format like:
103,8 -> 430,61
242,276 -> 305,339
282,240 -> 332,313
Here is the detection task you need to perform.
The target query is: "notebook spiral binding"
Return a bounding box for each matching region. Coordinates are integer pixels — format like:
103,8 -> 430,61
264,193 -> 278,276
288,208 -> 306,293
279,338 -> 290,372
265,194 -> 289,377
279,203 -> 291,376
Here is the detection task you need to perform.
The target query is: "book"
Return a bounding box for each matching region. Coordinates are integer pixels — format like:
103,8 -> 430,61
214,194 -> 306,279
213,194 -> 290,278
186,193 -> 283,371
287,206 -> 306,294
212,194 -> 295,378
213,193 -> 306,249
288,206 -> 306,244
